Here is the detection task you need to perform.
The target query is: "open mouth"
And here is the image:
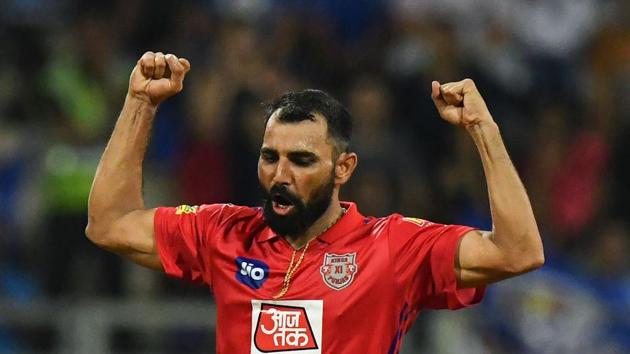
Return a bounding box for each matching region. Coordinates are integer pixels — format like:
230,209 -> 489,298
272,194 -> 295,215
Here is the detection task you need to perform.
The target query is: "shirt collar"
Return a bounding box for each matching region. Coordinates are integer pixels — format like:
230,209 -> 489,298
256,202 -> 364,244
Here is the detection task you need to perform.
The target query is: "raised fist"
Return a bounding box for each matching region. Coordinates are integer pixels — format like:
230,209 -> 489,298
128,51 -> 191,106
431,79 -> 494,129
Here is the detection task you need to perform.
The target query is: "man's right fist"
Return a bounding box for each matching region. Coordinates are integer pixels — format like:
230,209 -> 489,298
128,51 -> 191,106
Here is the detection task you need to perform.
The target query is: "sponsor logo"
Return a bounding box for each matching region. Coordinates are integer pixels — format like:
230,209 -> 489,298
175,205 -> 198,215
251,300 -> 323,354
319,253 -> 357,290
236,257 -> 269,289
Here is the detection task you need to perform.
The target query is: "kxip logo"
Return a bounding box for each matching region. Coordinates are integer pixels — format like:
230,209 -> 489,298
320,253 -> 357,290
236,257 -> 269,289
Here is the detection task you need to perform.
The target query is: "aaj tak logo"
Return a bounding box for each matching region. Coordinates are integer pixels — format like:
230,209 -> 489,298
319,252 -> 358,290
251,300 -> 323,354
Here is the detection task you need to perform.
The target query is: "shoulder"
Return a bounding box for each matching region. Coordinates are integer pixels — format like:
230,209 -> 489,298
199,204 -> 263,226
158,203 -> 264,228
352,213 -> 439,240
197,203 -> 260,218
378,213 -> 440,233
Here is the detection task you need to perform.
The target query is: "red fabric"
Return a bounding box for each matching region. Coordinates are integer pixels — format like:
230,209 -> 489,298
154,202 -> 485,354
387,217 -> 484,311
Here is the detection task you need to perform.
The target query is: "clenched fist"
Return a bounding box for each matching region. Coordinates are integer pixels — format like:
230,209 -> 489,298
431,79 -> 495,129
129,51 -> 191,106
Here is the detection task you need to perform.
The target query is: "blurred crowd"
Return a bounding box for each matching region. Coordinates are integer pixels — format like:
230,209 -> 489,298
1,0 -> 630,353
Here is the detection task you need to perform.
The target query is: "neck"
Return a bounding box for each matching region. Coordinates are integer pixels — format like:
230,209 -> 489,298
285,199 -> 344,249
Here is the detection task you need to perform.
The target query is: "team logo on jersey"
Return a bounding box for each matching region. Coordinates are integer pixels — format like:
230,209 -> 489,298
251,300 -> 323,354
236,257 -> 269,289
319,253 -> 358,290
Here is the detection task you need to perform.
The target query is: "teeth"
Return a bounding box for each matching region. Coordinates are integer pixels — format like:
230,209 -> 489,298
274,201 -> 291,209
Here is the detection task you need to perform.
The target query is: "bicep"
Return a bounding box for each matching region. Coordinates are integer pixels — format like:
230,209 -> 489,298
455,230 -> 513,288
109,208 -> 163,271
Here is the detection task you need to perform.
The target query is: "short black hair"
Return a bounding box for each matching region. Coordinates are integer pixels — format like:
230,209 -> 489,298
264,89 -> 352,155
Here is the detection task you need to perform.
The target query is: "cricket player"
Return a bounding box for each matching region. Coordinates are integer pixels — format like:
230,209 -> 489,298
86,51 -> 544,353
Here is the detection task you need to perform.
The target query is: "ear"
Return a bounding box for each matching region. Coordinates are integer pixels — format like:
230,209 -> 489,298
334,152 -> 358,185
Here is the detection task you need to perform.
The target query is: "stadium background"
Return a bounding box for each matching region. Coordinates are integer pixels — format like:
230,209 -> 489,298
1,0 -> 629,352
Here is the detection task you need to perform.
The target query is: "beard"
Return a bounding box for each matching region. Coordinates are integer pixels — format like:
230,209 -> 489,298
261,174 -> 335,237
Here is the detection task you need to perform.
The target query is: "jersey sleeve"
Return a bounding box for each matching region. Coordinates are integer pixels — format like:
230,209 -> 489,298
154,203 -> 234,286
388,216 -> 486,310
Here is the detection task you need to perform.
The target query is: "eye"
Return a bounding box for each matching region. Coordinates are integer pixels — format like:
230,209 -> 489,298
292,157 -> 315,167
261,152 -> 278,163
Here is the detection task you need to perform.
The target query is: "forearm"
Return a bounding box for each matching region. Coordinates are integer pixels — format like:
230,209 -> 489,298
87,95 -> 157,235
468,122 -> 544,269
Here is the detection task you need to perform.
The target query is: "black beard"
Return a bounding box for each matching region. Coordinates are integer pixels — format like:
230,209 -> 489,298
261,176 -> 335,237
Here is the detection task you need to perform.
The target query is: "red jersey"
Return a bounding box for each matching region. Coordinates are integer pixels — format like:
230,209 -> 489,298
155,202 -> 485,354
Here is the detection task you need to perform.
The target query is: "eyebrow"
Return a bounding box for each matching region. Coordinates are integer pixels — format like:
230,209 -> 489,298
260,147 -> 319,160
288,151 -> 319,161
260,147 -> 277,155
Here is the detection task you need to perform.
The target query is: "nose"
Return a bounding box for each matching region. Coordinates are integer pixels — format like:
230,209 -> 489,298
271,158 -> 292,186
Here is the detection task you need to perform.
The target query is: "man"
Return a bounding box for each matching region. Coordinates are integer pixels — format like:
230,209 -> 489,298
86,51 -> 544,353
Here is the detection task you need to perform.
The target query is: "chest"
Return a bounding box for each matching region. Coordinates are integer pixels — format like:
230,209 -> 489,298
211,235 -> 394,305
209,232 -> 406,353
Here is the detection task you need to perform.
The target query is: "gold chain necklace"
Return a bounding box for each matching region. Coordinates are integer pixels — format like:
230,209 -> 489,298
273,208 -> 346,299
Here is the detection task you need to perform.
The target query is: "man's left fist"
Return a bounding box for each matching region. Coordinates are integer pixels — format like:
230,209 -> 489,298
431,79 -> 494,129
